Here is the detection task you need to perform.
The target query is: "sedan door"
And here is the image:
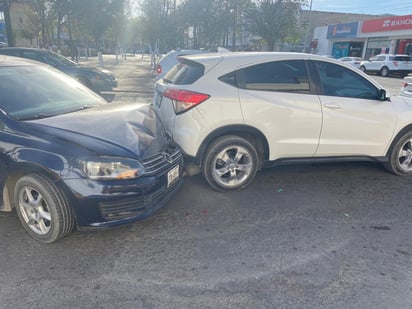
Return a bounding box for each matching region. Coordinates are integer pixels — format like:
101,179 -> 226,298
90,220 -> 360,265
313,60 -> 397,157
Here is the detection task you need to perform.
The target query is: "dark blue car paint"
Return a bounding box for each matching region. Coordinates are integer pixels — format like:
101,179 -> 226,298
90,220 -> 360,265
0,48 -> 117,92
0,102 -> 184,228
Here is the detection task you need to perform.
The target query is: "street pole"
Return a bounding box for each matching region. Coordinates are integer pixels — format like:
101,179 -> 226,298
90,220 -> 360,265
304,0 -> 313,53
3,0 -> 14,46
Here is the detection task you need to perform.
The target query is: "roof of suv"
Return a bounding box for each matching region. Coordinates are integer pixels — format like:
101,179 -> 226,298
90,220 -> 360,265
180,52 -> 346,71
366,54 -> 411,60
183,51 -> 336,62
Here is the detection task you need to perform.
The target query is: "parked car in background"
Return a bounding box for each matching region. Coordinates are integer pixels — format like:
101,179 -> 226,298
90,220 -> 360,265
0,42 -> 7,48
0,47 -> 117,92
338,56 -> 363,68
400,74 -> 412,98
155,49 -> 208,80
0,56 -> 183,243
153,52 -> 412,191
359,54 -> 412,77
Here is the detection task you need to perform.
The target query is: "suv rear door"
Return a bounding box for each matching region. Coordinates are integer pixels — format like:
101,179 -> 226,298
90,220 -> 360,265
394,55 -> 412,71
236,59 -> 323,158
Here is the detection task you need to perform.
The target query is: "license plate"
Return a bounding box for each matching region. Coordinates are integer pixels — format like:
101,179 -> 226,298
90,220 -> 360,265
167,165 -> 179,187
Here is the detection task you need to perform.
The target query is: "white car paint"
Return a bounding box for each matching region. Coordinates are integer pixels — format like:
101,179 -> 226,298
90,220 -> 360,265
152,52 -> 412,190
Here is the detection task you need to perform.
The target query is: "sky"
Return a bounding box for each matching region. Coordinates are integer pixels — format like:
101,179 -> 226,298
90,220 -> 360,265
310,0 -> 412,16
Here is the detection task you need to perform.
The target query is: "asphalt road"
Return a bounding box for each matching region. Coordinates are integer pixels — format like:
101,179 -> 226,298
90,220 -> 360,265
0,55 -> 411,309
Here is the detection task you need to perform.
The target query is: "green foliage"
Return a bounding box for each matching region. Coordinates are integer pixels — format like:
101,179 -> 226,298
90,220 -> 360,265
245,0 -> 300,51
4,0 -> 304,52
137,0 -> 302,52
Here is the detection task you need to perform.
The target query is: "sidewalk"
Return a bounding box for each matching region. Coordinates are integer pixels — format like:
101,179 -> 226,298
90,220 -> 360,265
79,54 -> 156,103
78,53 -> 154,70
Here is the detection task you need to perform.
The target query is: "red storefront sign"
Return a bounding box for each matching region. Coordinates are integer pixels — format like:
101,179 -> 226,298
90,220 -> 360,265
362,15 -> 412,33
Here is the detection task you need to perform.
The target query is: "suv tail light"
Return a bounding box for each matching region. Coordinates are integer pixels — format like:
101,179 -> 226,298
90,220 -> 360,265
163,89 -> 210,114
156,64 -> 162,74
403,81 -> 409,88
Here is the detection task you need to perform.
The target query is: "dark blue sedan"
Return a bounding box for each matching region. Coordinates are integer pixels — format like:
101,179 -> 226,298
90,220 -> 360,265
0,56 -> 183,243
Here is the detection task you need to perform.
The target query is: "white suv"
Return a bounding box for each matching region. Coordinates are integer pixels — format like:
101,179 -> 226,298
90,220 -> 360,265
153,52 -> 412,191
359,54 -> 412,77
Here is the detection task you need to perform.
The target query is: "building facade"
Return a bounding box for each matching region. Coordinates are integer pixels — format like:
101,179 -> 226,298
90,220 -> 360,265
314,14 -> 412,58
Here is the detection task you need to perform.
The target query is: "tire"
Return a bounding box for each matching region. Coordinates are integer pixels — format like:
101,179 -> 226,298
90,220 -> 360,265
380,66 -> 389,77
202,135 -> 259,191
385,130 -> 412,175
14,174 -> 74,243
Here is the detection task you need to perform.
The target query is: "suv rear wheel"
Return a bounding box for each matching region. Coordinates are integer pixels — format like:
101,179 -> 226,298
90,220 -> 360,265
380,66 -> 389,77
202,135 -> 258,191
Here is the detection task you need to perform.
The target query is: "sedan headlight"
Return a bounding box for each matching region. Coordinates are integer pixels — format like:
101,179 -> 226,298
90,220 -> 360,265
78,157 -> 145,180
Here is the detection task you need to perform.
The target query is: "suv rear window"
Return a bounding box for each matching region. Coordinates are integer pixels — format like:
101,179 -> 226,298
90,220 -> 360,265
163,59 -> 204,85
394,56 -> 411,61
220,60 -> 310,93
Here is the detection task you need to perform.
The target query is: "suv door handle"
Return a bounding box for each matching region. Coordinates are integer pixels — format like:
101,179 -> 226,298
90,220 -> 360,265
323,103 -> 342,109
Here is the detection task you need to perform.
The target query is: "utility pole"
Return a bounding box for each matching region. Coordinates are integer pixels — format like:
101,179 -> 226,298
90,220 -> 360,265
303,0 -> 313,53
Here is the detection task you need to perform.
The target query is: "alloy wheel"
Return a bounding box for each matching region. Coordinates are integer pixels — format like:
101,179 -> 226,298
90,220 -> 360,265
18,186 -> 52,235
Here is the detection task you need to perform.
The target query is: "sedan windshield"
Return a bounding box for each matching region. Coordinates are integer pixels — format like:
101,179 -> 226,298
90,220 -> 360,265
46,50 -> 79,67
0,65 -> 107,120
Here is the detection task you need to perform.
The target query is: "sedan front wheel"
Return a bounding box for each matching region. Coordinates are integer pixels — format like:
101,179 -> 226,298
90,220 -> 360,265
14,174 -> 74,243
202,135 -> 259,191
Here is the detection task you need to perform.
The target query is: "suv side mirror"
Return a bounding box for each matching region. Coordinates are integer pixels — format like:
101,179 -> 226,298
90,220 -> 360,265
379,89 -> 389,101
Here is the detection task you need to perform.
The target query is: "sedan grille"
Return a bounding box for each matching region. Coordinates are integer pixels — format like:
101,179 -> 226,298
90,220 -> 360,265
98,147 -> 183,221
143,146 -> 183,175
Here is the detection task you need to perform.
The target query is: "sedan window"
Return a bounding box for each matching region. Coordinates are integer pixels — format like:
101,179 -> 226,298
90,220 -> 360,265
315,61 -> 379,100
237,60 -> 310,93
22,51 -> 46,63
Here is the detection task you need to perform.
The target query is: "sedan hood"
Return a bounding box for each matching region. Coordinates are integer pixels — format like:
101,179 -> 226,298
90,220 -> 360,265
29,102 -> 168,158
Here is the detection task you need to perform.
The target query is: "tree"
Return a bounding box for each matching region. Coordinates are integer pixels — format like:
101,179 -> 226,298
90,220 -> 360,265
49,0 -> 72,49
71,0 -> 128,50
139,0 -> 174,52
31,0 -> 51,47
179,0 -> 226,50
245,0 -> 300,51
